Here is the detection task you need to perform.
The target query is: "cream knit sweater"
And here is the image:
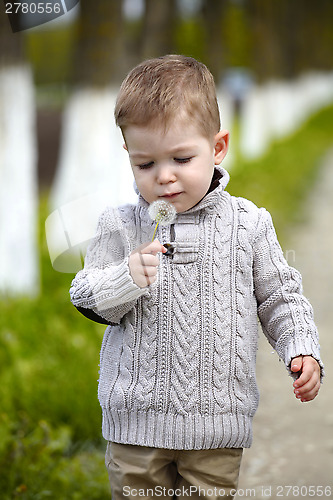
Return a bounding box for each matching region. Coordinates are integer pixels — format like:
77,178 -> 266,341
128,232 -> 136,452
70,167 -> 323,450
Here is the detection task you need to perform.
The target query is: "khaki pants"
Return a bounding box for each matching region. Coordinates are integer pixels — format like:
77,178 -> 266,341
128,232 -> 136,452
105,442 -> 243,500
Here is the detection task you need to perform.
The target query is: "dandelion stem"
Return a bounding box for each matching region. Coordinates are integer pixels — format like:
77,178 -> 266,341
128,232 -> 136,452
151,221 -> 160,241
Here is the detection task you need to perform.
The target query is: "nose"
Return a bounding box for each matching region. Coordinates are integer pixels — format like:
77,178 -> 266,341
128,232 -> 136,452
156,163 -> 176,184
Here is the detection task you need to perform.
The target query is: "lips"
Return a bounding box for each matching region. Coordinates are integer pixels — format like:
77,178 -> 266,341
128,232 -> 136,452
159,192 -> 182,199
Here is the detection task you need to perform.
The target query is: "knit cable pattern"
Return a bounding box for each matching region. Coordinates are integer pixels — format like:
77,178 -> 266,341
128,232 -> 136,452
70,166 -> 324,450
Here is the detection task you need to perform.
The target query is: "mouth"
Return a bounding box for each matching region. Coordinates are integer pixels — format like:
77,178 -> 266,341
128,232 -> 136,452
159,192 -> 182,199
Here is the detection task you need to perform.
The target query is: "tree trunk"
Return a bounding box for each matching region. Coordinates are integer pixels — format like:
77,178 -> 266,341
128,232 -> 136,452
140,0 -> 177,60
0,8 -> 39,296
201,0 -> 225,82
72,0 -> 125,86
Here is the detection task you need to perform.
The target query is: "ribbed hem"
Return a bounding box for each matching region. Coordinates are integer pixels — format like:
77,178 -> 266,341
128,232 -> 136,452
101,409 -> 253,450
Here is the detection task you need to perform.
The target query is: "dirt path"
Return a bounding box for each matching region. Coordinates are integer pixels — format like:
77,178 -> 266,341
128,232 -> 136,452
236,149 -> 333,499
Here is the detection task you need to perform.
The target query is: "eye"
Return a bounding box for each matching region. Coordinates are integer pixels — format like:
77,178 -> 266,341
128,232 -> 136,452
138,161 -> 154,170
174,157 -> 193,164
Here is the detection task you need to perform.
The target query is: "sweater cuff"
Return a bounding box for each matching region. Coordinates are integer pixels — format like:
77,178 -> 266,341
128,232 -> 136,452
71,258 -> 148,312
276,332 -> 325,381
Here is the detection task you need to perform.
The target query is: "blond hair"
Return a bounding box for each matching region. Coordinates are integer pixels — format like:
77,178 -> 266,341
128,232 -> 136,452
114,55 -> 221,139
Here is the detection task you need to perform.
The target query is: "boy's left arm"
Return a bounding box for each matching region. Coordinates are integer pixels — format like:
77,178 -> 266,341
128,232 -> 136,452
291,355 -> 321,402
253,208 -> 324,397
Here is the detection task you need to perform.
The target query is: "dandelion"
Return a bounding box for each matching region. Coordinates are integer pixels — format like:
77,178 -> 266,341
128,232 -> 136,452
148,200 -> 176,241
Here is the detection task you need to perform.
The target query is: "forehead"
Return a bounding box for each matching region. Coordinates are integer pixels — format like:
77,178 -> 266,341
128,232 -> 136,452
124,122 -> 211,156
123,115 -> 213,147
124,103 -> 212,137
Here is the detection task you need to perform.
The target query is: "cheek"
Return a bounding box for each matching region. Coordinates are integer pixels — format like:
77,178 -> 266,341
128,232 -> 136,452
133,171 -> 147,188
134,175 -> 155,202
131,170 -> 144,190
187,168 -> 213,192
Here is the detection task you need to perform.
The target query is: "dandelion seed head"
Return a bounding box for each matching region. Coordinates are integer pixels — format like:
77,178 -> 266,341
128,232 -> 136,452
148,200 -> 177,226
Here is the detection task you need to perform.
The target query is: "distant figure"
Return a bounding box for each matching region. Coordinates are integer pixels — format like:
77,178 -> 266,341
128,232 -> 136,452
223,67 -> 254,118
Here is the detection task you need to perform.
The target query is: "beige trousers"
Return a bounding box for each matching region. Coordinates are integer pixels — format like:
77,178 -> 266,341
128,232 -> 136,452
105,442 -> 243,500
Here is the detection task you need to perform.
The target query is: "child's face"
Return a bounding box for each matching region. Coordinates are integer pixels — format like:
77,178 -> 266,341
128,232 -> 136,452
124,121 -> 228,213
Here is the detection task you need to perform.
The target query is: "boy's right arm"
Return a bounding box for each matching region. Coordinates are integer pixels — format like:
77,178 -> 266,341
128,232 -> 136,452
70,210 -> 164,324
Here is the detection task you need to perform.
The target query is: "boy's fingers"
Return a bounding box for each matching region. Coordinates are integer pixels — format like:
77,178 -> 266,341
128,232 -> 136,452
294,371 -> 310,388
139,253 -> 159,267
290,355 -> 303,373
295,380 -> 320,402
142,264 -> 158,277
293,356 -> 320,387
293,368 -> 312,390
295,375 -> 315,394
140,240 -> 166,256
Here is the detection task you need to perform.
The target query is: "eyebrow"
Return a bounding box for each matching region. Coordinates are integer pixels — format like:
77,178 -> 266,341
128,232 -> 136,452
129,144 -> 197,159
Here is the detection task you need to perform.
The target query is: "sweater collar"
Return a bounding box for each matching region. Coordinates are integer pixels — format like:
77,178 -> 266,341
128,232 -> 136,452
135,165 -> 230,214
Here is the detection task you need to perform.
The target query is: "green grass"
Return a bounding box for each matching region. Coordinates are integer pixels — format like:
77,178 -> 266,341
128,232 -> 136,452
0,104 -> 332,498
228,104 -> 333,242
0,198 -> 110,499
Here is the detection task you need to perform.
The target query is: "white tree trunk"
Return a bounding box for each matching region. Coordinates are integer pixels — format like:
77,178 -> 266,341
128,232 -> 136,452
239,85 -> 272,159
217,90 -> 234,170
48,88 -> 137,273
239,72 -> 333,160
50,88 -> 137,210
0,64 -> 39,296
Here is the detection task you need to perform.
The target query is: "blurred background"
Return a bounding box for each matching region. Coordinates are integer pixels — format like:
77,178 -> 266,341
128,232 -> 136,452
0,1 -> 332,498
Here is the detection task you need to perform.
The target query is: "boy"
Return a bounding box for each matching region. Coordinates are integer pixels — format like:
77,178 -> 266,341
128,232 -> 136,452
70,55 -> 323,499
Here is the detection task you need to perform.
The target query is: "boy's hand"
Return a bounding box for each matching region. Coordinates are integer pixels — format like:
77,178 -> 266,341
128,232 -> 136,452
291,355 -> 321,402
129,240 -> 166,288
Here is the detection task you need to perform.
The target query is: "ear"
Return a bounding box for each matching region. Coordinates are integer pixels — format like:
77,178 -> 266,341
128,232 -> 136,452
213,130 -> 229,165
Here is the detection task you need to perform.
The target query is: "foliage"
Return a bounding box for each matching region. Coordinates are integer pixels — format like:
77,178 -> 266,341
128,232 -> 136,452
223,3 -> 252,69
0,417 -> 108,499
174,18 -> 206,64
23,1 -> 333,86
24,26 -> 77,86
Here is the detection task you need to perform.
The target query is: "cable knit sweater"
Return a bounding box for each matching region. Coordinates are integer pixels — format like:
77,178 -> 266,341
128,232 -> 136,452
70,166 -> 323,450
